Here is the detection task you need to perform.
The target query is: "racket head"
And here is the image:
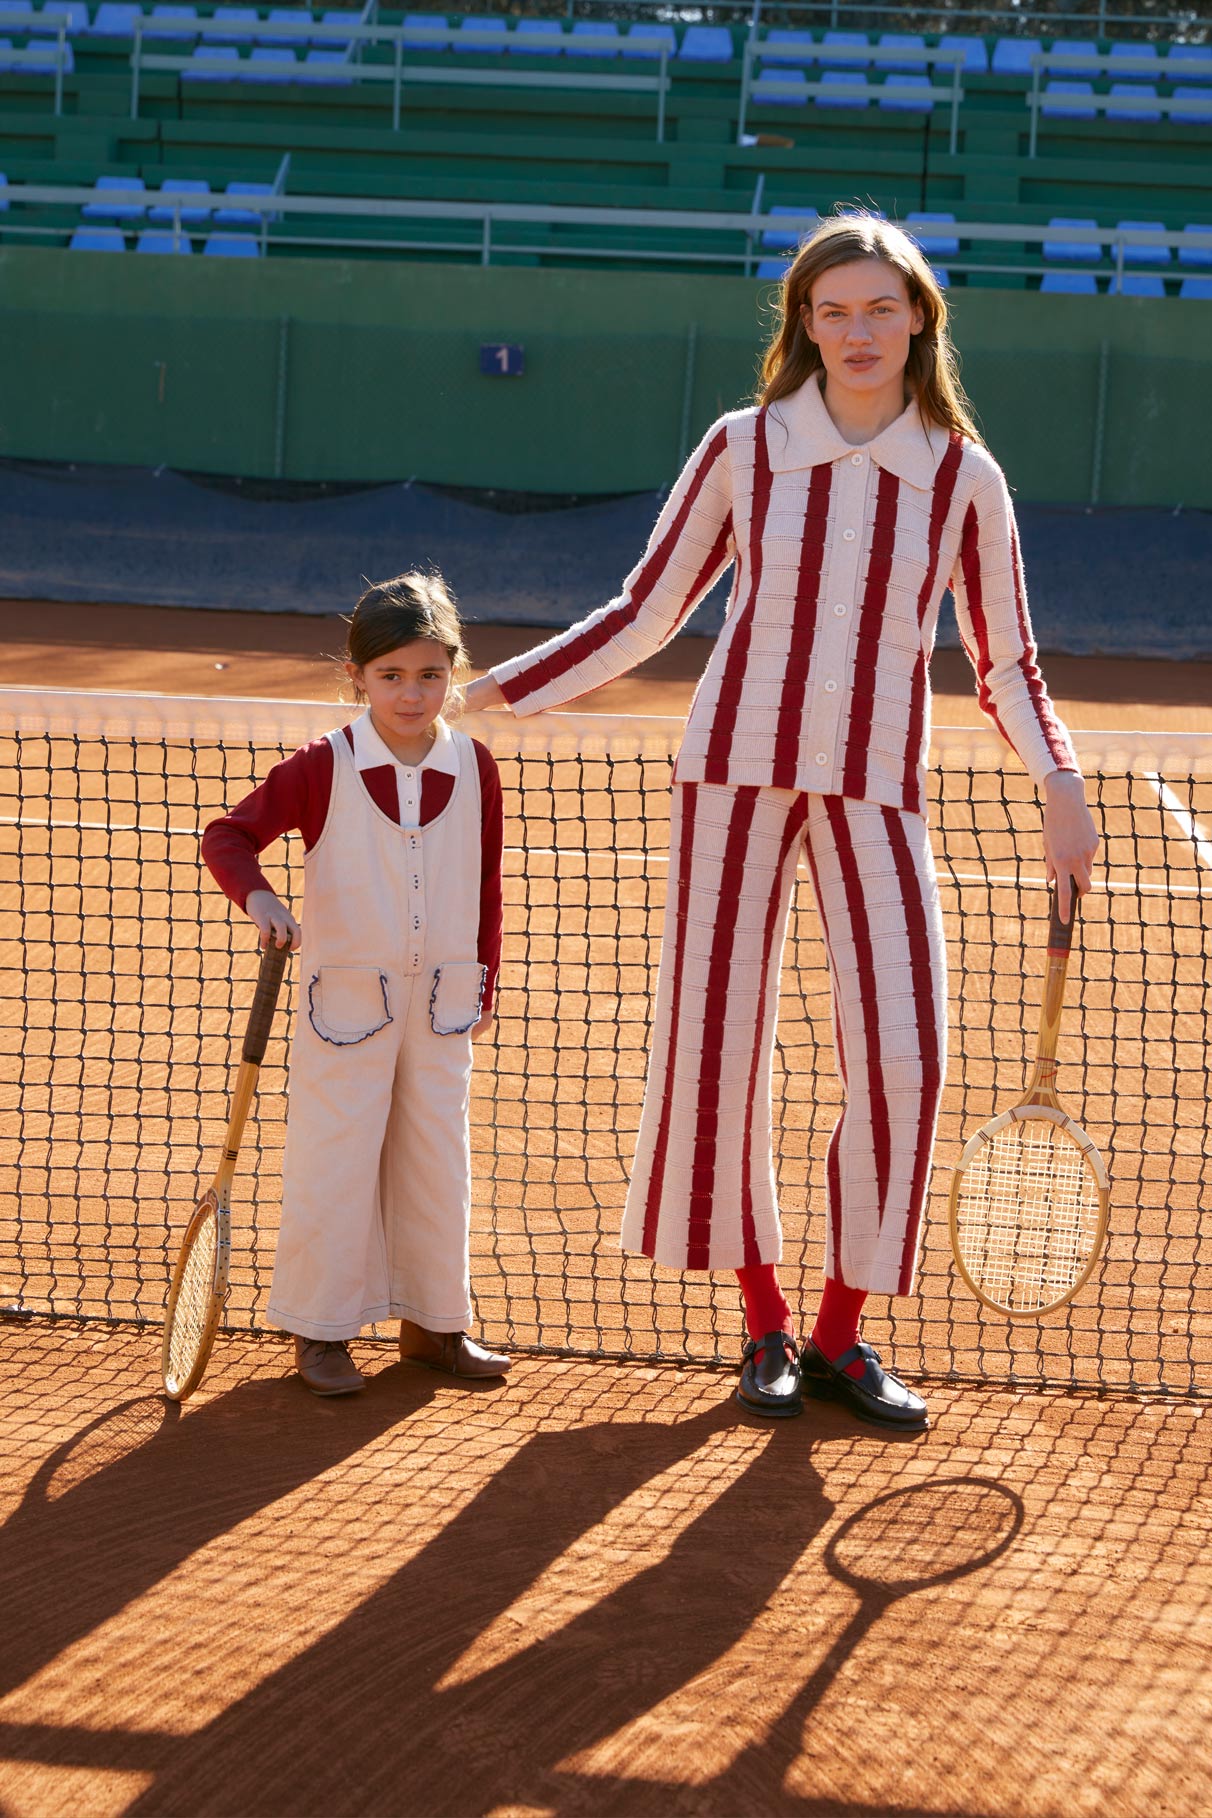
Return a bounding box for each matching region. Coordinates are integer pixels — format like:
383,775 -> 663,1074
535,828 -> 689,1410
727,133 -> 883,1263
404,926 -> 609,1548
161,1187 -> 231,1401
948,1105 -> 1110,1320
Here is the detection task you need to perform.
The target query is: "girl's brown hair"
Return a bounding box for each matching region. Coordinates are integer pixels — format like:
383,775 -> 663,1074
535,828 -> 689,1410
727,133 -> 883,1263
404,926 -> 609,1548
758,213 -> 982,442
344,570 -> 470,703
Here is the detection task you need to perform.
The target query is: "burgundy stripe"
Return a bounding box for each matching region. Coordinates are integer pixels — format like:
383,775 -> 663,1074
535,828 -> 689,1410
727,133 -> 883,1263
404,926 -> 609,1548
903,434 -> 965,812
771,465 -> 833,789
1009,518 -> 1073,771
498,426 -> 729,708
840,467 -> 901,801
955,499 -> 1017,751
800,808 -> 849,1270
825,796 -> 891,1227
641,783 -> 699,1258
686,789 -> 758,1269
703,411 -> 772,784
738,792 -> 810,1264
884,807 -> 944,1296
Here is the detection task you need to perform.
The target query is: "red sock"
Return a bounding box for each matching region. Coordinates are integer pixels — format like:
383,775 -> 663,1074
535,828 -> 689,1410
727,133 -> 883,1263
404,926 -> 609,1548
735,1263 -> 793,1343
810,1277 -> 869,1379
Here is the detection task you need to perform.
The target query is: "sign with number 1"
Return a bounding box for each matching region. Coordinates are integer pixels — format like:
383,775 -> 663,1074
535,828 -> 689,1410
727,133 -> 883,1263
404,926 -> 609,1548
480,344 -> 525,377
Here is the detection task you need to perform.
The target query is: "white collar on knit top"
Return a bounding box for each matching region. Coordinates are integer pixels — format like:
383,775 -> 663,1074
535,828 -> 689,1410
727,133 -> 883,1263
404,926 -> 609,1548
350,709 -> 458,777
765,374 -> 954,490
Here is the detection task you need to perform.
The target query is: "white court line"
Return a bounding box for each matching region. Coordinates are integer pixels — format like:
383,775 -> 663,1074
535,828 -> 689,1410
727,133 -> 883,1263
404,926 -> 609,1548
1141,772 -> 1212,873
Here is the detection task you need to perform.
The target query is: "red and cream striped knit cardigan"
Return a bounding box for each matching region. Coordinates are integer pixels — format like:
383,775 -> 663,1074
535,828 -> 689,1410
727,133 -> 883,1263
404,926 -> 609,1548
490,376 -> 1079,818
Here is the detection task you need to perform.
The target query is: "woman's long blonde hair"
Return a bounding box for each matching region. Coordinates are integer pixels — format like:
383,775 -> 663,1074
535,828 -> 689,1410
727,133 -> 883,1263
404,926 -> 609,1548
758,213 -> 982,442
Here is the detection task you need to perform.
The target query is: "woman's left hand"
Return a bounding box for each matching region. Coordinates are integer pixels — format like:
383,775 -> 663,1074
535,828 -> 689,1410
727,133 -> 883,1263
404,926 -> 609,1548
1042,770 -> 1100,922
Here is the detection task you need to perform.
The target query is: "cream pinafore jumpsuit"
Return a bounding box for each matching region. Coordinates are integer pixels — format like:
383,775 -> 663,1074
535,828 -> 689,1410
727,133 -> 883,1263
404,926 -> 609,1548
266,714 -> 488,1342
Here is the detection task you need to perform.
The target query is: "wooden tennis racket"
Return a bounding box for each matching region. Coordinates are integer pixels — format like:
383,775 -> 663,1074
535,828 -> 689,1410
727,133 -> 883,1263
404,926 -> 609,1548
948,880 -> 1109,1319
161,939 -> 291,1400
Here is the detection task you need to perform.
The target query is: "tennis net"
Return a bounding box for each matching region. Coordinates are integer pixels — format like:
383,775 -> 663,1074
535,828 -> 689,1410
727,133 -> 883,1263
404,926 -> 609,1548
1,688 -> 1209,1398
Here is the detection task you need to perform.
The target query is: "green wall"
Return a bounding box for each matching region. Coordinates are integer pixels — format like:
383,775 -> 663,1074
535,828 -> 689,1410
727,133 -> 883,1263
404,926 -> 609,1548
0,247 -> 1206,506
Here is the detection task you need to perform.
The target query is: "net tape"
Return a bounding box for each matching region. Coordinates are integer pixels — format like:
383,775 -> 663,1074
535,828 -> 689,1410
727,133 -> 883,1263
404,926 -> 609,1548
1,688 -> 1210,1398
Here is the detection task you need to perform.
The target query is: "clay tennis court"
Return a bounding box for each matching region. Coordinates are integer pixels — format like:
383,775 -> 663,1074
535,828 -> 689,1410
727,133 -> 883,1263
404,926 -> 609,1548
2,600 -> 1212,1815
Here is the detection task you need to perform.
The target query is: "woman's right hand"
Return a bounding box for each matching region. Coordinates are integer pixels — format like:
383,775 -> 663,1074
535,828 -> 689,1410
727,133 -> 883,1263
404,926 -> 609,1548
463,674 -> 506,712
246,889 -> 301,951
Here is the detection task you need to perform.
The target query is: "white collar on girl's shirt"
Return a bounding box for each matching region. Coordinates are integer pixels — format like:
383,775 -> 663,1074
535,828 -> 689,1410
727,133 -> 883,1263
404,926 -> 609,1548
350,710 -> 459,777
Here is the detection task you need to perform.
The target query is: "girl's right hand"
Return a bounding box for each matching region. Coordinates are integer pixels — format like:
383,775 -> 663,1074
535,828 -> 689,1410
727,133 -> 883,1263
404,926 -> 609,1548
246,889 -> 302,951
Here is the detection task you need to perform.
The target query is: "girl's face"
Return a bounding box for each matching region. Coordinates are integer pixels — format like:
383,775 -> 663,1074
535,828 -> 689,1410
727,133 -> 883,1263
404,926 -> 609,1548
347,639 -> 453,745
800,258 -> 925,393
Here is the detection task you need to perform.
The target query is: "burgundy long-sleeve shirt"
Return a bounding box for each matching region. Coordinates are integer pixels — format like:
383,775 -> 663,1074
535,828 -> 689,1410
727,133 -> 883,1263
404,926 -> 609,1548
201,722 -> 504,1017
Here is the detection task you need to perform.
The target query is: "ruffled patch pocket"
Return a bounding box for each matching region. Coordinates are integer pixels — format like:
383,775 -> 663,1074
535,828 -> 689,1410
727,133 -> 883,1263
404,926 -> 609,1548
308,967 -> 392,1046
429,961 -> 488,1036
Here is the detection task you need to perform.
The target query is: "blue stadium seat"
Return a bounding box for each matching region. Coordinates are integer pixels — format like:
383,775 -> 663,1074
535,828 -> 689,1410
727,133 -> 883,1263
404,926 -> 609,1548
1,2 -> 34,22
760,30 -> 815,67
0,38 -> 15,68
204,234 -> 261,256
513,18 -> 562,56
1041,271 -> 1098,293
403,13 -> 448,51
148,177 -> 210,224
1117,274 -> 1166,297
878,73 -> 933,111
568,21 -> 620,57
0,171 -> 8,213
677,25 -> 733,63
299,47 -> 351,82
753,69 -> 807,106
34,1 -> 89,31
816,68 -> 868,106
136,229 -> 193,252
21,36 -> 75,69
761,204 -> 819,251
1169,45 -> 1212,83
82,174 -> 146,221
756,259 -> 788,279
1043,217 -> 1102,261
213,179 -> 273,227
1107,83 -> 1160,122
1179,277 -> 1212,298
454,18 -> 506,54
183,44 -> 239,79
207,8 -> 258,44
1109,41 -> 1157,79
316,12 -> 352,51
936,34 -> 988,74
877,33 -> 927,72
69,227 -> 126,250
1115,221 -> 1170,267
905,211 -> 959,257
1170,88 -> 1212,125
1041,80 -> 1097,118
245,45 -> 298,80
147,5 -> 199,44
621,23 -> 675,60
87,3 -> 141,34
1178,225 -> 1212,268
930,267 -> 951,288
821,30 -> 869,69
264,8 -> 312,48
991,37 -> 1042,76
1049,38 -> 1101,77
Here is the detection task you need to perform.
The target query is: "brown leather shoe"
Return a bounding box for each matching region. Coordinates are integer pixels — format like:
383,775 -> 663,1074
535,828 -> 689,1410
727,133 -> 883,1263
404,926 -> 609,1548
293,1335 -> 365,1397
398,1320 -> 511,1379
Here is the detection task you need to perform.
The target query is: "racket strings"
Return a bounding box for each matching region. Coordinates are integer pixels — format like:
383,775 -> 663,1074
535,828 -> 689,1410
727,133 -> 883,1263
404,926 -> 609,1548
954,1122 -> 1104,1313
166,1211 -> 218,1387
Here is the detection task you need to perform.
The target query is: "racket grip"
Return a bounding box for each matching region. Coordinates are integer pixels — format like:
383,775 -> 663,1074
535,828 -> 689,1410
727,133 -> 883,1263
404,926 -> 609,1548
1047,878 -> 1079,955
243,940 -> 290,1065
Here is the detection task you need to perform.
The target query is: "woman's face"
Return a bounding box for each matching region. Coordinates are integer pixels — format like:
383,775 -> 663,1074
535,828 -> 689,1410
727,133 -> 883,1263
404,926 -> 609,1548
346,638 -> 453,742
800,258 -> 925,393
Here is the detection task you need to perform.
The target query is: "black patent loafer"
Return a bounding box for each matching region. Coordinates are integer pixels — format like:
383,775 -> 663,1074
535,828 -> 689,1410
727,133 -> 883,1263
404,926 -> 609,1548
801,1338 -> 929,1430
736,1330 -> 803,1419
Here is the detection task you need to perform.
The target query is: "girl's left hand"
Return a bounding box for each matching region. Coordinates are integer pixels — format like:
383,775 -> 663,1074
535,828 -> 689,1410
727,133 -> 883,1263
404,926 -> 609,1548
1042,770 -> 1100,922
471,1012 -> 495,1043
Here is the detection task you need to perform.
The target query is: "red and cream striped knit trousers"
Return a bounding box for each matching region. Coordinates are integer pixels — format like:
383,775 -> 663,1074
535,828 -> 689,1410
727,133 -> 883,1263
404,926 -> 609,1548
620,781 -> 947,1298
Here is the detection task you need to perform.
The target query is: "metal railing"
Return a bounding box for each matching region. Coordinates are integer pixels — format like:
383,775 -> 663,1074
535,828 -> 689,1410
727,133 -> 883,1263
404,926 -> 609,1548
1026,46 -> 1212,153
5,184 -> 1212,290
737,35 -> 965,149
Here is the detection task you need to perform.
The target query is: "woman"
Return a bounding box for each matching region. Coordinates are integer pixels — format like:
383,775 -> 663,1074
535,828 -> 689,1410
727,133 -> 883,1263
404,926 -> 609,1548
465,215 -> 1098,1429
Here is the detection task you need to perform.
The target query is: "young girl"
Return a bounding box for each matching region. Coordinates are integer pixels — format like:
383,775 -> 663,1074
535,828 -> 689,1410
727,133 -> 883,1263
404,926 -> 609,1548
466,215 -> 1099,1429
202,571 -> 509,1396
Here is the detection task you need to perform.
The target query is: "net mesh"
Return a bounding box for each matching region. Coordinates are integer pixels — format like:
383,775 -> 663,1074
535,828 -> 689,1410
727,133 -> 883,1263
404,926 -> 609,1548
1,690 -> 1209,1399
952,1115 -> 1106,1315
